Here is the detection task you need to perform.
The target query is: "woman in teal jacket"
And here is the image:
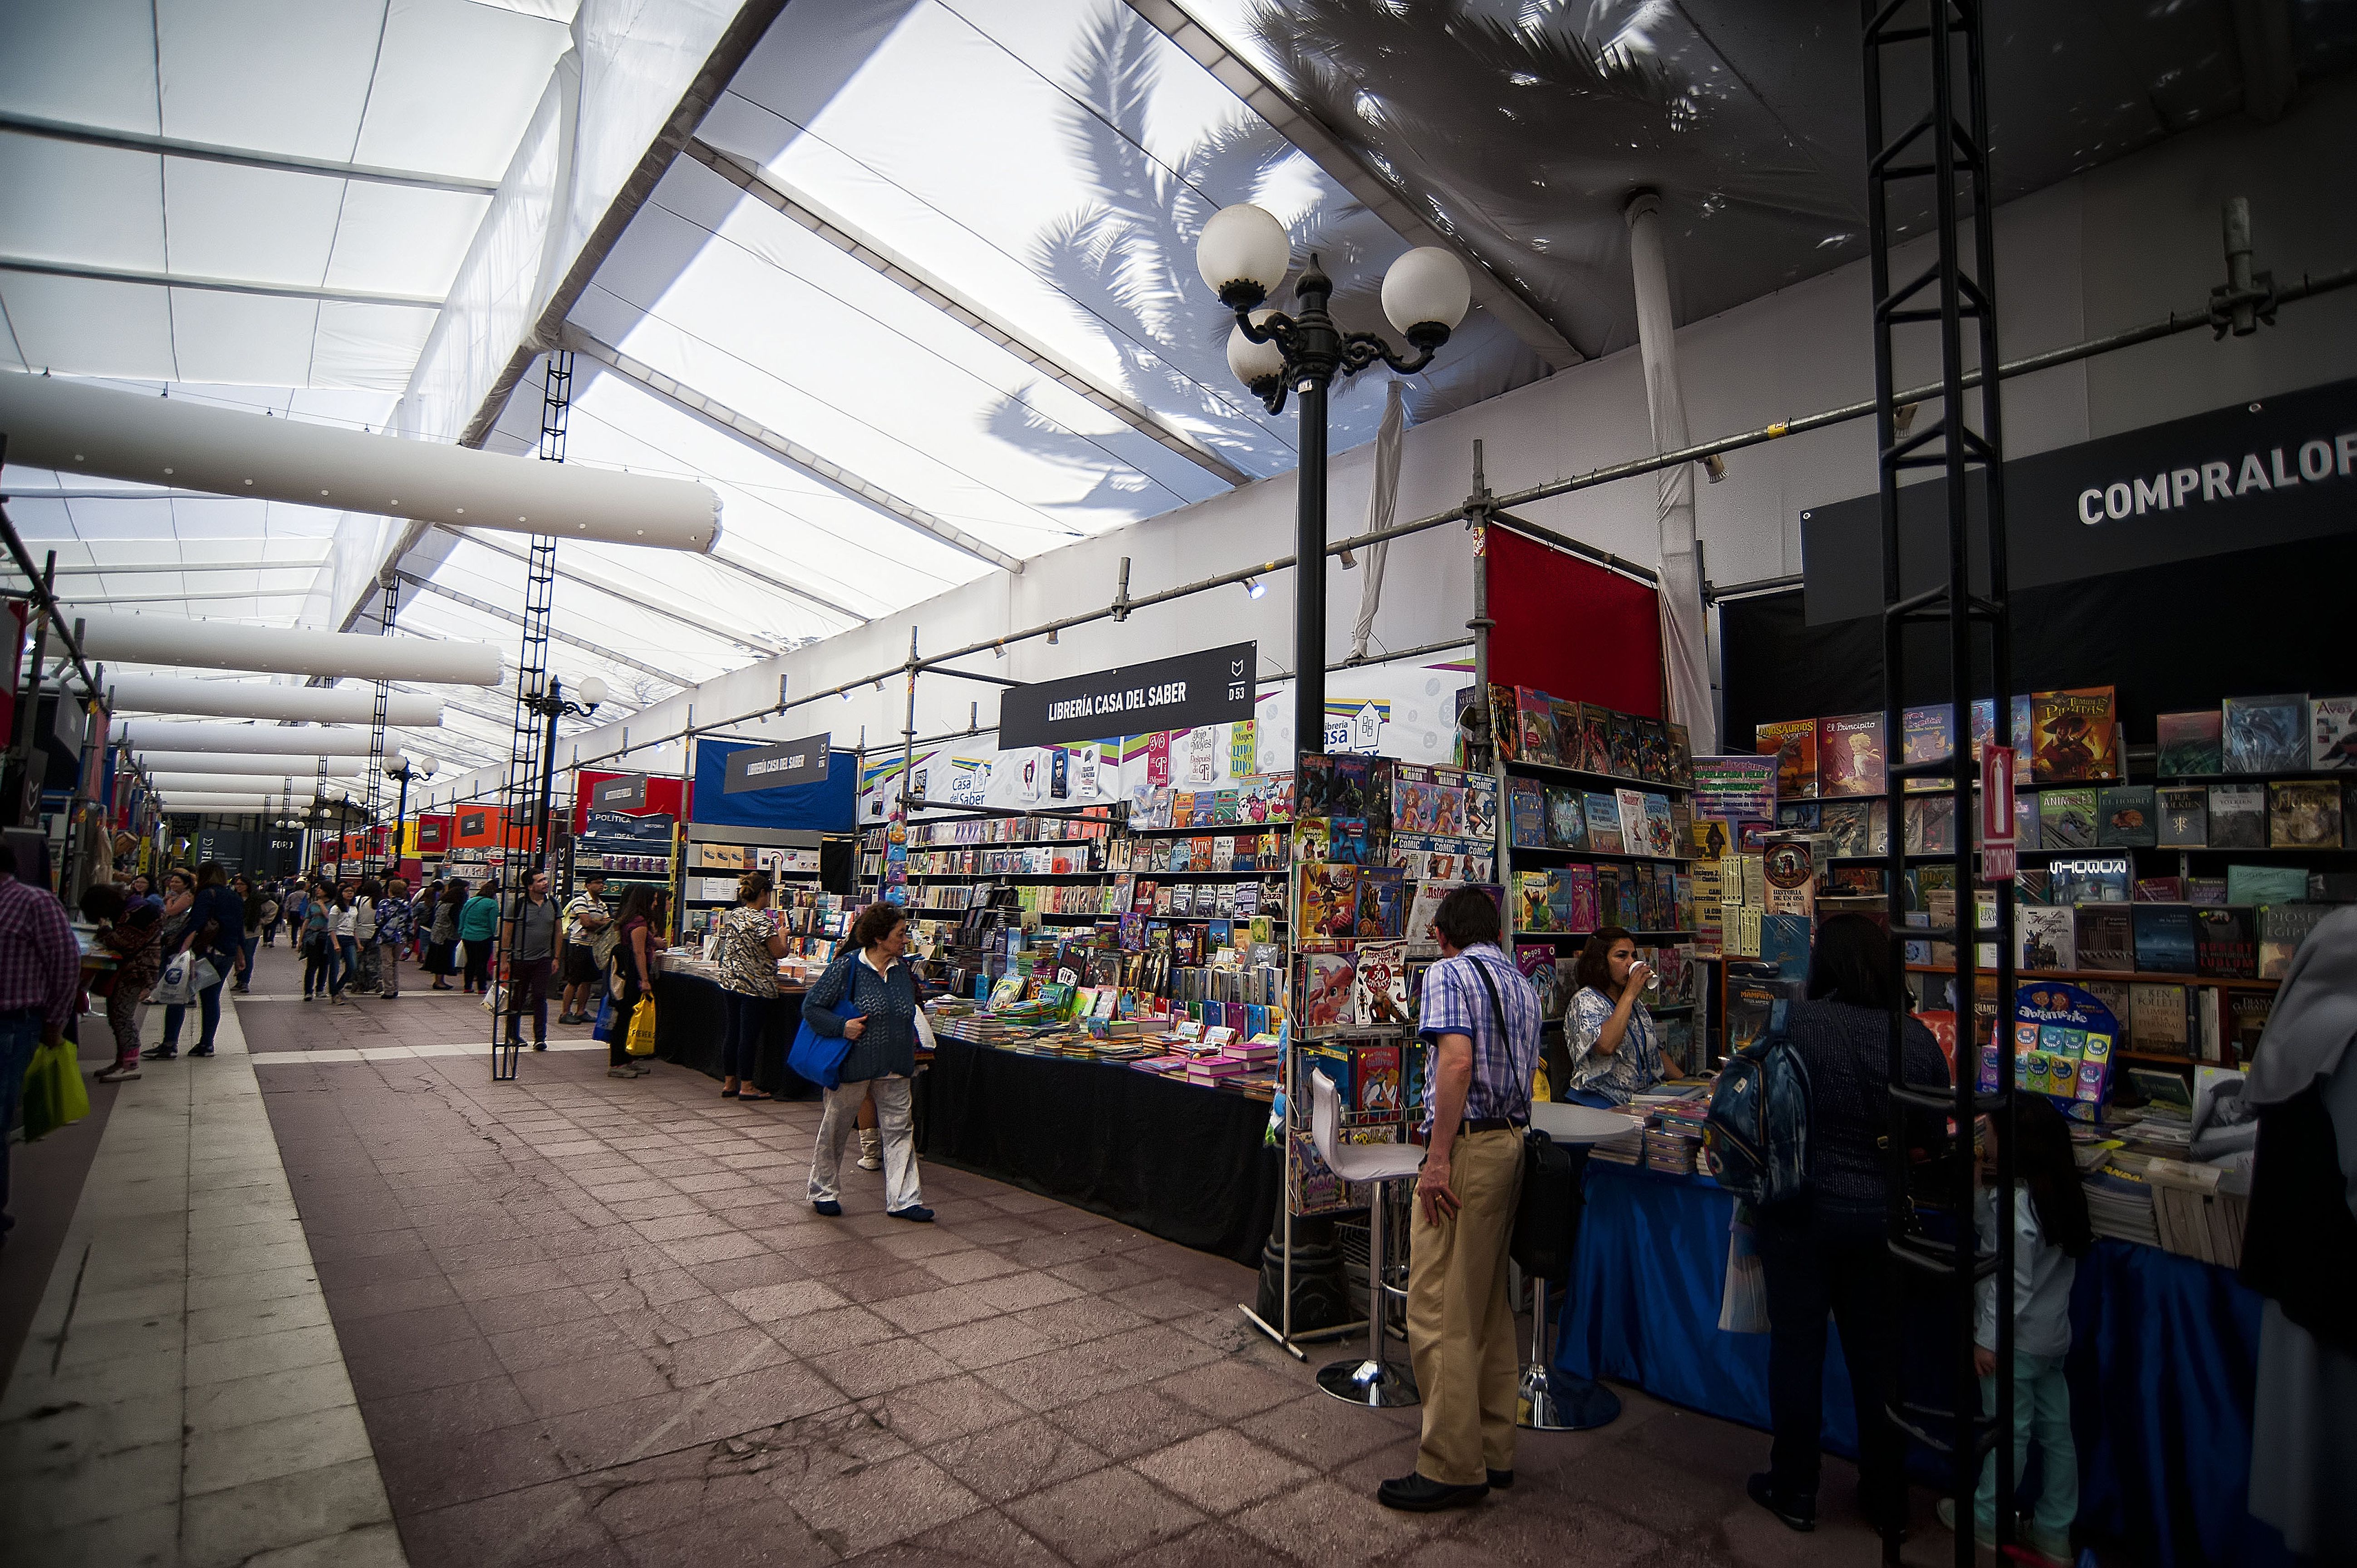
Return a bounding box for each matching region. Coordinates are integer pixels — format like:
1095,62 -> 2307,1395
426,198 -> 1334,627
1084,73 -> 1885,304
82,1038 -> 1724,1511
459,879 -> 501,995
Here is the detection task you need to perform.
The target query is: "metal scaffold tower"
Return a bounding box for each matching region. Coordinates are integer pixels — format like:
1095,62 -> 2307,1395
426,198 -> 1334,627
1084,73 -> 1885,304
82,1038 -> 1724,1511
491,350 -> 570,1083
366,573 -> 398,872
1861,2 -> 2016,1562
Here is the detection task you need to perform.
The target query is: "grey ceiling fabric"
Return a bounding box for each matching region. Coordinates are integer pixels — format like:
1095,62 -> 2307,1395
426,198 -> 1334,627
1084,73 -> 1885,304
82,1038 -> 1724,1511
1228,0 -> 2357,357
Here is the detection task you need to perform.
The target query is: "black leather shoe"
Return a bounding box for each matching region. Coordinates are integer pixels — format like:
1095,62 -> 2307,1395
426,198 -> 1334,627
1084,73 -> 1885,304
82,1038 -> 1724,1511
1376,1473 -> 1489,1513
1748,1473 -> 1815,1533
1487,1469 -> 1513,1490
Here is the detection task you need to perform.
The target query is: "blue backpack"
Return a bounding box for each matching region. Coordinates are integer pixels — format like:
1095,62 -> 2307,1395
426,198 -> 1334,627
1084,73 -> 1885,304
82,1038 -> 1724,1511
1704,1000 -> 1812,1206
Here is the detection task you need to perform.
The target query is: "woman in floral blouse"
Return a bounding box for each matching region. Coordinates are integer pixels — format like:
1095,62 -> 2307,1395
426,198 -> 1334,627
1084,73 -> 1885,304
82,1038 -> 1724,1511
1562,925 -> 1675,1107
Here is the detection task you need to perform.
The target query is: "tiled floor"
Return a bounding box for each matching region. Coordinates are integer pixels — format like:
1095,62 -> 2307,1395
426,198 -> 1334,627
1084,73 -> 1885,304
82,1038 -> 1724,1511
8,947 -> 1969,1566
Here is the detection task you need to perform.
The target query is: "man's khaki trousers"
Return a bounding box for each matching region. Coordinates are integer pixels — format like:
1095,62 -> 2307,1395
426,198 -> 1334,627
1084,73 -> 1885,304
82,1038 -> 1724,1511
1404,1127 -> 1524,1485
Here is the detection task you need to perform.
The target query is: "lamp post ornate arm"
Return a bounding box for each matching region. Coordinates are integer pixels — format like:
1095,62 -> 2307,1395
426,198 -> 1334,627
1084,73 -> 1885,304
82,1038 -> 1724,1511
517,676 -> 606,879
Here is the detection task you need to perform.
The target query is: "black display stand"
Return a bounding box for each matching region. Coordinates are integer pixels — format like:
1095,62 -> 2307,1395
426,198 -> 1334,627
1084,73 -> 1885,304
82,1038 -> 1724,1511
916,1034 -> 1281,1268
650,971 -> 820,1099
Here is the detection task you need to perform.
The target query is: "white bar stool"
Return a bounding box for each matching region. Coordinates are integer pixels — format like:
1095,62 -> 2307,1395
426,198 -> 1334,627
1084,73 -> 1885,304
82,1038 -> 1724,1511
1308,1068 -> 1424,1408
1518,1100 -> 1640,1431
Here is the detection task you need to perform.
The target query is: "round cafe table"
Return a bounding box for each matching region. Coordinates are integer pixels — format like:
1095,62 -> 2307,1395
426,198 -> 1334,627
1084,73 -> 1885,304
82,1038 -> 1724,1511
1519,1100 -> 1646,1432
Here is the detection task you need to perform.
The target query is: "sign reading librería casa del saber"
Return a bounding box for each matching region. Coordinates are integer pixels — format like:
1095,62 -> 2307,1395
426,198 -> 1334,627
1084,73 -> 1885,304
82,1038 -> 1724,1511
723,733 -> 831,794
999,642 -> 1256,750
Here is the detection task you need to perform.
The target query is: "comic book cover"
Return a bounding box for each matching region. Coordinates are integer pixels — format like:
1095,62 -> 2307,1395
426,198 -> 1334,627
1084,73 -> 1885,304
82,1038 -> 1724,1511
2030,687 -> 2121,781
1352,944 -> 1410,1030
1463,773 -> 1497,842
1300,951 -> 1358,1030
1546,786 -> 1587,849
1606,711 -> 1644,779
1509,778 -> 1547,848
1331,755 -> 1373,818
1756,718 -> 1818,800
1633,715 -> 1670,784
1642,794 -> 1678,858
1514,945 -> 1560,1018
1817,713 -> 1887,797
1545,870 -> 1576,932
1301,863 -> 1360,941
1516,871 -> 1554,933
1391,764 -> 1433,834
1902,704 -> 1957,792
1579,705 -> 1614,775
1296,754 -> 1337,818
1357,867 -> 1408,939
1353,1040 -> 1403,1112
1665,721 -> 1694,787
1614,864 -> 1644,928
1517,688 -> 1558,765
1565,863 -> 1600,932
1549,699 -> 1584,772
2222,694 -> 2308,773
1294,816 -> 1329,864
1616,788 -> 1651,854
1486,685 -> 1520,763
1584,793 -> 1625,854
1328,818 -> 1370,865
2156,710 -> 2224,776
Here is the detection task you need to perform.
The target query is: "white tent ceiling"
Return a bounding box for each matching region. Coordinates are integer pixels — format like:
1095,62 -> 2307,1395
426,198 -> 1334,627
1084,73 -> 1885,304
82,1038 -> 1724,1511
4,0 -> 2342,821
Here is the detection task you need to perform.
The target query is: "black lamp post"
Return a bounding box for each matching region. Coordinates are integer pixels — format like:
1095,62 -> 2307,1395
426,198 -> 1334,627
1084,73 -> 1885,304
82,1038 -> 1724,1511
1195,206 -> 1471,755
385,752 -> 436,878
517,676 -> 605,877
1194,209 -> 1470,1347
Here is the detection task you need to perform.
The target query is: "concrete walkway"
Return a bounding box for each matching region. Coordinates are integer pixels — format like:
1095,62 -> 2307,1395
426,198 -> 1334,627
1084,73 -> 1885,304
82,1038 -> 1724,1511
0,986 -> 405,1567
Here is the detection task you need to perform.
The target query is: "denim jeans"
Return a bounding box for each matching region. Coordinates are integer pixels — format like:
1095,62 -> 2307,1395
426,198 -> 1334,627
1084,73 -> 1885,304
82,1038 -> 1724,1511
0,1006 -> 44,1235
335,936 -> 358,994
237,934 -> 260,984
163,977 -> 226,1052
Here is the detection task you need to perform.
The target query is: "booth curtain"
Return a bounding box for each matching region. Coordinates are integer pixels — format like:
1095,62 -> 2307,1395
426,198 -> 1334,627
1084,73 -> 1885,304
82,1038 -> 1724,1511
1485,525 -> 1663,718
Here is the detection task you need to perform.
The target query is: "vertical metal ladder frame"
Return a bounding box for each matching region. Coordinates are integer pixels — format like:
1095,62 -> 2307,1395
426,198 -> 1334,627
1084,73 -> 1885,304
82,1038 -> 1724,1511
366,575 -> 398,866
1861,3 -> 2018,1562
491,350 -> 570,1083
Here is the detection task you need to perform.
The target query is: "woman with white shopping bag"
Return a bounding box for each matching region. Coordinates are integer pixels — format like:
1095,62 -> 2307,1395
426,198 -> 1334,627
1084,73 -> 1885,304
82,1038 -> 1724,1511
147,863 -> 244,1059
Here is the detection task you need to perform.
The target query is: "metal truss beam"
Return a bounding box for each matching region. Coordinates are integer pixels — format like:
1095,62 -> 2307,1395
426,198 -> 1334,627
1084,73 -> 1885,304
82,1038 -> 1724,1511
0,256 -> 441,309
0,111 -> 503,194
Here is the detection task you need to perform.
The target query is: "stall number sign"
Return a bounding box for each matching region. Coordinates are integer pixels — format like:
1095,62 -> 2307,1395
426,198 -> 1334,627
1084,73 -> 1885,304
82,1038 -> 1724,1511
724,733 -> 831,794
1000,642 -> 1255,750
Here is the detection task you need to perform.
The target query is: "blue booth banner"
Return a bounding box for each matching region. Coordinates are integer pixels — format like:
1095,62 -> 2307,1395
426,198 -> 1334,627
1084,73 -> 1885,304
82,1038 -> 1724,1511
692,738 -> 855,833
1555,1163 -> 2285,1568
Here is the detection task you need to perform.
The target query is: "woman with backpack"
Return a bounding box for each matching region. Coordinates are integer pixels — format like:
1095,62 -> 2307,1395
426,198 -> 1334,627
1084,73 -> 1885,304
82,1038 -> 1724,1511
1745,912 -> 1950,1539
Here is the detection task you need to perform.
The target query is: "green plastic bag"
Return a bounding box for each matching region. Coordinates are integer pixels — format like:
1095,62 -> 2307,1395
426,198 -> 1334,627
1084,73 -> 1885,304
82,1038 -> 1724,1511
20,1035 -> 90,1142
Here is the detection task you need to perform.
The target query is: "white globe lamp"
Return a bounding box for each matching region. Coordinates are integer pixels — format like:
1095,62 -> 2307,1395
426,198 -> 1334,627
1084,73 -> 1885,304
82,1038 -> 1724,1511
1380,247 -> 1472,350
1196,204 -> 1292,310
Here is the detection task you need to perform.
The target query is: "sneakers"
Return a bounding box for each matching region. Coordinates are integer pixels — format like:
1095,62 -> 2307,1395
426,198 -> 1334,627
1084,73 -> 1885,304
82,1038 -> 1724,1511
606,1065 -> 636,1078
94,1061 -> 141,1083
142,1043 -> 178,1061
189,1044 -> 215,1058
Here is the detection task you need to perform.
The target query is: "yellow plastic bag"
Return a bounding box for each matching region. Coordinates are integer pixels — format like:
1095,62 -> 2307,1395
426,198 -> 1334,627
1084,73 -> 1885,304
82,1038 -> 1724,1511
21,1035 -> 91,1141
625,994 -> 659,1057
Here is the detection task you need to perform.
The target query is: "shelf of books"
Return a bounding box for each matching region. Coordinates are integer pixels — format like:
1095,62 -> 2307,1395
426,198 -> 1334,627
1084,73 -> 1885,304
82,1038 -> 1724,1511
1740,685 -> 2353,1083
1485,685 -> 1706,1072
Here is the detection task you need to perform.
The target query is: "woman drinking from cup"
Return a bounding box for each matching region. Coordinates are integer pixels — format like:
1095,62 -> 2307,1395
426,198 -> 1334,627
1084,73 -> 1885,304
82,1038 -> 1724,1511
1562,926 -> 1676,1107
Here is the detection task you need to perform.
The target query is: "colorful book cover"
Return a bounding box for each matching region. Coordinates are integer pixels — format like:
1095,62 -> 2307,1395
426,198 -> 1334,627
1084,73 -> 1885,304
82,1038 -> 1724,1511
2258,902 -> 2329,980
1463,773 -> 1498,843
1633,716 -> 1671,784
2156,710 -> 2224,776
2018,905 -> 2075,971
1616,864 -> 1645,929
1508,778 -> 1547,848
1817,713 -> 1887,797
1820,800 -> 1871,858
1578,705 -> 1613,775
2223,694 -> 2309,773
1301,863 -> 1359,941
1642,794 -> 1678,858
1486,685 -> 1520,763
1545,786 -> 1587,850
1391,766 -> 1433,835
1902,704 -> 1957,791
2096,785 -> 2159,849
2156,786 -> 2208,848
1548,700 -> 1584,773
2311,696 -> 2357,770
1665,722 -> 1694,787
2038,787 -> 2098,850
1352,946 -> 1410,1030
1615,788 -> 1652,855
2270,781 -> 2343,848
1606,711 -> 1643,779
1902,794 -> 1957,855
2049,854 -> 2133,906
1584,793 -> 1625,854
1300,951 -> 1357,1029
2207,784 -> 2267,848
1517,688 -> 1558,765
1357,867 -> 1408,940
1516,871 -> 1554,933
1778,800 -> 1822,832
1565,863 -> 1600,932
1756,719 -> 1818,801
2030,687 -> 2120,782
1327,818 -> 1370,866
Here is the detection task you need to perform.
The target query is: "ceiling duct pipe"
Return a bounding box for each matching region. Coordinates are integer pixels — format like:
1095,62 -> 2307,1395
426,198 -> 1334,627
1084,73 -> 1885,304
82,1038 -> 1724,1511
108,675 -> 445,726
147,770 -> 368,795
156,793 -> 362,814
118,719 -> 379,755
133,752 -> 365,778
77,612 -> 503,685
0,372 -> 722,553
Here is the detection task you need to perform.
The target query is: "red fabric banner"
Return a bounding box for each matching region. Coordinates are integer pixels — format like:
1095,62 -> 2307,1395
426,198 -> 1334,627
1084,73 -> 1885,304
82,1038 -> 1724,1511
1483,525 -> 1664,719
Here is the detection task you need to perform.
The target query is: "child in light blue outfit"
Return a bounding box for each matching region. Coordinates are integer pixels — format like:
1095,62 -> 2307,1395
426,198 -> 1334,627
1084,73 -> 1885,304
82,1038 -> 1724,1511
1940,1096 -> 2090,1565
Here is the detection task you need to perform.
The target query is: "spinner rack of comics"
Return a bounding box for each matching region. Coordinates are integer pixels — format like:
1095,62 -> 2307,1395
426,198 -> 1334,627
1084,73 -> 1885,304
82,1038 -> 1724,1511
1243,752 -> 1502,1358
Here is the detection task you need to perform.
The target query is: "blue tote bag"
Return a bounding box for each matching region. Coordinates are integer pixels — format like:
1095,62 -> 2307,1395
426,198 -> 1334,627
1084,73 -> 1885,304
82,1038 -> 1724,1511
788,960 -> 861,1089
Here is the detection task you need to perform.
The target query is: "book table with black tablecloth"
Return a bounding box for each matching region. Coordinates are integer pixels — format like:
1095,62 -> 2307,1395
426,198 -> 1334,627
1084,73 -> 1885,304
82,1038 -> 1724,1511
1553,1160 -> 2276,1568
649,970 -> 820,1100
915,1034 -> 1282,1268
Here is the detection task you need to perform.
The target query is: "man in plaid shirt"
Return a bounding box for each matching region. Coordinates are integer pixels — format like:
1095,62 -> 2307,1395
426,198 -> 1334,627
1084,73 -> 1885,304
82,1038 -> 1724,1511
1378,886 -> 1542,1513
0,837 -> 83,1245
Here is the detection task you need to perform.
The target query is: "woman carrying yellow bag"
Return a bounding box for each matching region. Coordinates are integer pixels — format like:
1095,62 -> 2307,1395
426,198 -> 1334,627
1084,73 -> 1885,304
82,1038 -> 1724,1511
606,886 -> 666,1080
625,994 -> 659,1058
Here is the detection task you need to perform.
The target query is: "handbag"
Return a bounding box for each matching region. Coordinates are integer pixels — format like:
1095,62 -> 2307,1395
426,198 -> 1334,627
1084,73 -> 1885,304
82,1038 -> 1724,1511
625,994 -> 660,1057
1466,958 -> 1585,1284
787,959 -> 862,1090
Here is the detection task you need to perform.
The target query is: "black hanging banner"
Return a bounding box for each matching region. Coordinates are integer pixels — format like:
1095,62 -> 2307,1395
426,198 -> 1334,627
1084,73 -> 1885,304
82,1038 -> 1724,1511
723,733 -> 831,794
589,774 -> 648,810
998,642 -> 1257,750
1803,377 -> 2357,624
